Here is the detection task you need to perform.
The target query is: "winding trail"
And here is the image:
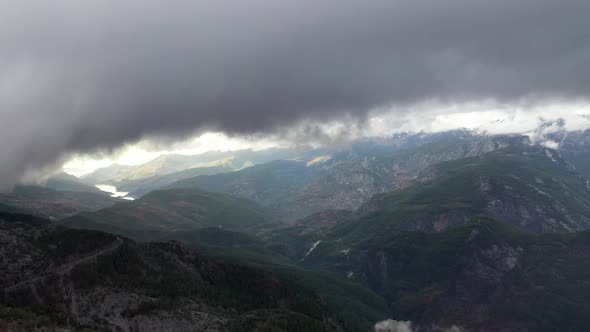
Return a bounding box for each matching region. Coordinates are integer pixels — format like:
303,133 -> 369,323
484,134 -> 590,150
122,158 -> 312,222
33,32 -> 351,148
3,237 -> 123,293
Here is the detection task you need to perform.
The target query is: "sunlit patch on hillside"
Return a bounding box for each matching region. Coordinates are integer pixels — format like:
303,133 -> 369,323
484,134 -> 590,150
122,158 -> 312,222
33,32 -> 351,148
306,155 -> 332,167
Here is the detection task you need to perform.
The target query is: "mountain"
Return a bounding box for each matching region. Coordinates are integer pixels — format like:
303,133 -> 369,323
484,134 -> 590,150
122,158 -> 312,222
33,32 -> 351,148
7,129 -> 590,331
279,132 -> 528,220
271,145 -> 590,265
268,214 -> 590,330
0,213 -> 352,331
524,126 -> 590,180
0,185 -> 119,220
81,155 -> 237,185
59,188 -> 277,240
117,164 -> 234,197
263,210 -> 356,260
162,227 -> 391,331
0,173 -> 118,220
302,219 -> 590,331
359,145 -> 590,234
249,143 -> 590,329
169,160 -> 324,219
169,131 -> 530,220
117,148 -> 332,197
552,129 -> 590,178
44,172 -> 105,194
48,216 -> 590,331
81,148 -> 325,187
0,203 -> 25,214
86,131 -> 487,201
79,163 -> 135,186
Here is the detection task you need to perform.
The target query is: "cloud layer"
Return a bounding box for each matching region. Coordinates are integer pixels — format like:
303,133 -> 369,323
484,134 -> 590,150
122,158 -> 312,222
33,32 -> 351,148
1,0 -> 590,188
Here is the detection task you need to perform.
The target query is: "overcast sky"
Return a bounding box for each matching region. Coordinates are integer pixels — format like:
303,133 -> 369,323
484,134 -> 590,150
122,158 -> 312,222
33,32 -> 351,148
2,0 -> 590,187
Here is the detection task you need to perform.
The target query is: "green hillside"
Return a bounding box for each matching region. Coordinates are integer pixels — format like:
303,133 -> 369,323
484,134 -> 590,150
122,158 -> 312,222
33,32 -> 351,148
60,188 -> 276,240
333,146 -> 590,247
0,214 -> 350,331
169,160 -> 323,219
0,203 -> 24,214
162,227 -> 389,331
0,185 -> 118,220
266,146 -> 590,275
119,164 -> 233,196
311,220 -> 590,331
44,172 -> 105,194
169,133 -> 530,220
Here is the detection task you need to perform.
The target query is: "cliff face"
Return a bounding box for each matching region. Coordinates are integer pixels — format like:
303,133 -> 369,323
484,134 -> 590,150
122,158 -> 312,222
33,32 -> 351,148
359,146 -> 590,234
261,145 -> 590,330
0,214 -> 340,332
551,129 -> 590,178
271,146 -> 590,272
310,221 -> 590,331
288,133 -> 526,216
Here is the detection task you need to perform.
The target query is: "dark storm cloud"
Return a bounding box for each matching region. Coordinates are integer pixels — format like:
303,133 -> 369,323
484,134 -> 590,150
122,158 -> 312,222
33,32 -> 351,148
1,0 -> 589,188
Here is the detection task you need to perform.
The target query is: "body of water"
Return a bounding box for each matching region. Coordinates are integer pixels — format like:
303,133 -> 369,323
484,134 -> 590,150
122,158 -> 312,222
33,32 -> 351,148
95,184 -> 135,200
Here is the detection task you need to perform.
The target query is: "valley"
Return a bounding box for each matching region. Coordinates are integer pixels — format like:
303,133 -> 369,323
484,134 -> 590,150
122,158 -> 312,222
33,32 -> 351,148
3,129 -> 590,331
2,3 -> 589,331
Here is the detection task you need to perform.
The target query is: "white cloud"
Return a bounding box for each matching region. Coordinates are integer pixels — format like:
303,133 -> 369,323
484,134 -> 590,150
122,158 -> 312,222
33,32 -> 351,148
367,101 -> 590,136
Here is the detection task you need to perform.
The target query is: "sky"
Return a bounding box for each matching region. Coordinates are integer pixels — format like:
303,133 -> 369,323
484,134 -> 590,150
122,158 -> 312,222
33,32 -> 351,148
2,0 -> 590,188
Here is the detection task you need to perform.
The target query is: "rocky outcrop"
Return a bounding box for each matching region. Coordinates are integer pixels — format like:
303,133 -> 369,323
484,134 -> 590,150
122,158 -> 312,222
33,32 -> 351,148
281,133 -> 529,220
0,214 -> 339,332
311,221 -> 590,331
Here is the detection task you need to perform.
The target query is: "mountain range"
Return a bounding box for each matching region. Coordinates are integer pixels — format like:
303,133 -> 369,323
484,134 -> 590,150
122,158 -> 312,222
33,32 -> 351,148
3,129 -> 590,331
